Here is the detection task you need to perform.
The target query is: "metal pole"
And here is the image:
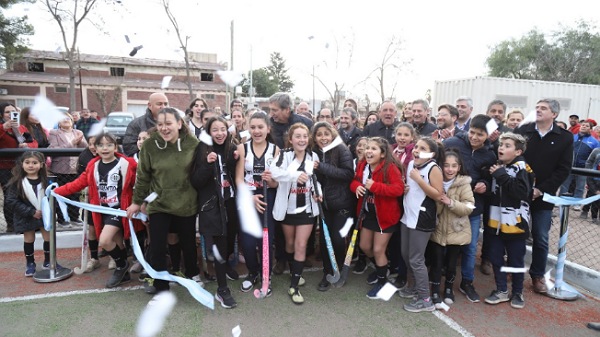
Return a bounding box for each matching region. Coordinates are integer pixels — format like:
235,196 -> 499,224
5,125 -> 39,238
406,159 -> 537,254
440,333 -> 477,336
546,204 -> 578,300
312,64 -> 315,113
33,187 -> 73,282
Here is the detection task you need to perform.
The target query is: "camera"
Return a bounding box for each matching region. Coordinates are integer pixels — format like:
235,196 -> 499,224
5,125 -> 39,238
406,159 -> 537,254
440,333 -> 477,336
10,111 -> 19,123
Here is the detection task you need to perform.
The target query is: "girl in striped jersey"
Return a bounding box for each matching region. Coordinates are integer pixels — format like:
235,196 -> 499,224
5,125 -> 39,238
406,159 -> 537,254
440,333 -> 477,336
235,112 -> 280,294
270,123 -> 321,304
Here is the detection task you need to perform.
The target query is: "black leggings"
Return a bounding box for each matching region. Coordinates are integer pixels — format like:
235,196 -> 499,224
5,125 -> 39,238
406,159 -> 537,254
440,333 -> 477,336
148,212 -> 198,292
319,208 -> 351,275
428,241 -> 462,291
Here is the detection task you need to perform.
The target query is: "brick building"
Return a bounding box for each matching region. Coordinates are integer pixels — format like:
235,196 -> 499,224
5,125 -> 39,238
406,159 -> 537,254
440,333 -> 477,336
0,50 -> 228,117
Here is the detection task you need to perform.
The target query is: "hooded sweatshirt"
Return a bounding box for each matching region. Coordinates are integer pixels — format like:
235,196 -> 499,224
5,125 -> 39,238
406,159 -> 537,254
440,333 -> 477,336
133,130 -> 199,217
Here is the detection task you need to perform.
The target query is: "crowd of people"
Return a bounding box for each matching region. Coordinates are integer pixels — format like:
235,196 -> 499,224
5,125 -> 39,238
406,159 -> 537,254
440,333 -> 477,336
0,93 -> 583,314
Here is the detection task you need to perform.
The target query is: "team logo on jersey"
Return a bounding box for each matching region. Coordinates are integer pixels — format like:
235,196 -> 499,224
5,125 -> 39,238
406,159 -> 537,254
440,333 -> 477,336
110,173 -> 120,182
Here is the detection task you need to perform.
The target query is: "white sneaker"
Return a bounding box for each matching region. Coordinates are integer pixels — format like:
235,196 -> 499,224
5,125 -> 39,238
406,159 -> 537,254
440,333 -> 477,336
573,205 -> 582,211
192,274 -> 205,288
108,257 -> 116,270
85,258 -> 100,273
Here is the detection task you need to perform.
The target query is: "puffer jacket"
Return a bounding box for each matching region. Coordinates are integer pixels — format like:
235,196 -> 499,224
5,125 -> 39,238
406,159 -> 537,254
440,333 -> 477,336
430,175 -> 474,246
314,143 -> 354,211
122,109 -> 156,156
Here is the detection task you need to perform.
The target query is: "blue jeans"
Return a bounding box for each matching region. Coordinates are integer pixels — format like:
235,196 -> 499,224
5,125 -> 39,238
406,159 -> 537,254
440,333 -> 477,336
488,233 -> 526,294
529,209 -> 552,278
460,214 -> 481,282
560,173 -> 586,198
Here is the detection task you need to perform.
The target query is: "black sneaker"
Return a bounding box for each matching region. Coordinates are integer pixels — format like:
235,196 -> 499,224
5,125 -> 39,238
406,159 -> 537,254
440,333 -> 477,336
459,281 -> 480,303
431,292 -> 442,309
366,270 -> 378,285
106,261 -> 130,288
353,258 -> 368,274
240,272 -> 259,292
216,287 -> 237,309
226,266 -> 239,281
317,274 -> 331,292
443,287 -> 455,304
510,293 -> 525,309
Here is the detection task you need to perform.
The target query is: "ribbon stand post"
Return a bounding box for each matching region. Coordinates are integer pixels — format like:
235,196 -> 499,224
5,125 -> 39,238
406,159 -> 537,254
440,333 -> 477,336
33,187 -> 73,283
545,203 -> 578,301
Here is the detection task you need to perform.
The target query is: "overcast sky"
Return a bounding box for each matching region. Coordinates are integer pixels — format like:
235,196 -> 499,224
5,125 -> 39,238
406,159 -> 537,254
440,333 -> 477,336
9,0 -> 600,104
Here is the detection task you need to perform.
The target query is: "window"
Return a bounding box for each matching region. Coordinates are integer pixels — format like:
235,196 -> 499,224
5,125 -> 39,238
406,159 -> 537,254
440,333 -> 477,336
110,67 -> 125,77
55,86 -> 68,93
200,72 -> 214,82
28,62 -> 44,72
16,98 -> 35,108
201,94 -> 215,100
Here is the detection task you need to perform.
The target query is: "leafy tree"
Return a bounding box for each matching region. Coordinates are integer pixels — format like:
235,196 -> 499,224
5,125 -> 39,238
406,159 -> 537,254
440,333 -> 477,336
0,0 -> 34,69
487,21 -> 600,84
242,68 -> 278,97
266,52 -> 293,92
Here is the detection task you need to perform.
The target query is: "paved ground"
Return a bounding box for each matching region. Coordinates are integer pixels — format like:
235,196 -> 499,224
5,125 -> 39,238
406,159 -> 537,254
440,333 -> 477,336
1,246 -> 599,337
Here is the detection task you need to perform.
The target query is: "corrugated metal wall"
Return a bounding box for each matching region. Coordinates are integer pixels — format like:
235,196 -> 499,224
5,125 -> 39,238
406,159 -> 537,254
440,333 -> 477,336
432,77 -> 600,123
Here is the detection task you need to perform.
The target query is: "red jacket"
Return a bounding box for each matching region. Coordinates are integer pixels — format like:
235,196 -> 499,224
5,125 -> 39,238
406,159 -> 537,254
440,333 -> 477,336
350,160 -> 404,230
54,153 -> 143,238
0,124 -> 38,169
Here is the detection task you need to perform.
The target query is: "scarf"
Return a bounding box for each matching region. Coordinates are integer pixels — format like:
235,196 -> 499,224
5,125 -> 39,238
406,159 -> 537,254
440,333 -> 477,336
22,178 -> 43,210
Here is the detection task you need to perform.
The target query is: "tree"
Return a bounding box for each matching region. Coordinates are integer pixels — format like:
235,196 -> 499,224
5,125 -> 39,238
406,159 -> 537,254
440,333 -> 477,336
93,86 -> 122,116
161,0 -> 193,100
0,0 -> 33,69
362,36 -> 410,103
43,0 -> 101,112
266,52 -> 293,92
242,68 -> 278,97
487,21 -> 600,85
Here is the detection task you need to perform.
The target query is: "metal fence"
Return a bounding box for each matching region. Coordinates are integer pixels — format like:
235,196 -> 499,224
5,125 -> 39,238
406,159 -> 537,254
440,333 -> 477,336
0,148 -> 84,233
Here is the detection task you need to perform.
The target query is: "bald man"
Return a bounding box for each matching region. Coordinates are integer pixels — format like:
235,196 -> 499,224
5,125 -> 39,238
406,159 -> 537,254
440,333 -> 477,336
122,92 -> 169,155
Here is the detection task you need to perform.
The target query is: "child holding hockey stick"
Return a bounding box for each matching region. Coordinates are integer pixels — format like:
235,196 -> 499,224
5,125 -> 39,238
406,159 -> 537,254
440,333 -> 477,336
270,123 -> 321,304
191,116 -> 241,309
311,122 -> 354,291
235,112 -> 280,294
429,149 -> 474,307
399,137 -> 444,312
350,137 -> 404,299
55,133 -> 144,288
6,151 -> 64,276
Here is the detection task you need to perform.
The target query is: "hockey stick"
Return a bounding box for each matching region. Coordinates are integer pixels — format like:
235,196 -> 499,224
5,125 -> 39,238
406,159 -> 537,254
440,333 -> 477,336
74,190 -> 89,275
254,182 -> 270,299
332,190 -> 368,288
311,175 -> 340,284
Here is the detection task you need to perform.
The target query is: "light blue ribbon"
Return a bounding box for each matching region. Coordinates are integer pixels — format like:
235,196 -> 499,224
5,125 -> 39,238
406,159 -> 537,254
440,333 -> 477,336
46,190 -> 215,310
542,193 -> 600,206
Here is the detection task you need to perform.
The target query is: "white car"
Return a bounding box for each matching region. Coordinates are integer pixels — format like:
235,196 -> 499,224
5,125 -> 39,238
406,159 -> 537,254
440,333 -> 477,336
103,112 -> 135,144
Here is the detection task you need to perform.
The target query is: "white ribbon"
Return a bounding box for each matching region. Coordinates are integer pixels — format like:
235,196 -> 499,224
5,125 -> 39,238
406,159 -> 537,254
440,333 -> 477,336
45,189 -> 215,310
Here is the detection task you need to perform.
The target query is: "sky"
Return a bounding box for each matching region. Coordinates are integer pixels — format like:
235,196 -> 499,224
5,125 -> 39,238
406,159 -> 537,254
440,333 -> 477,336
7,0 -> 600,105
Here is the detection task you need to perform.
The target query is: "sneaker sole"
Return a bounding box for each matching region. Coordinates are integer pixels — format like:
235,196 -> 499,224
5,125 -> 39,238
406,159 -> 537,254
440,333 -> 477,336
510,302 -> 525,309
404,305 -> 435,313
444,298 -> 454,305
484,298 -> 510,304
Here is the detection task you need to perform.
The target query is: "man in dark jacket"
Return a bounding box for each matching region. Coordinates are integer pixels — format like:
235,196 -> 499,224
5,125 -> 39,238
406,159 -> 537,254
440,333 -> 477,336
412,99 -> 437,137
513,98 -> 573,294
122,92 -> 168,156
443,114 -> 497,303
269,92 -> 313,149
338,107 -> 363,158
75,109 -> 99,138
363,101 -> 399,145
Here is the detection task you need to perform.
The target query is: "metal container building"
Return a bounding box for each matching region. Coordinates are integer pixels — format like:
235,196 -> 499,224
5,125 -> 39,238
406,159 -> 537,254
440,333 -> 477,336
432,77 -> 600,123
